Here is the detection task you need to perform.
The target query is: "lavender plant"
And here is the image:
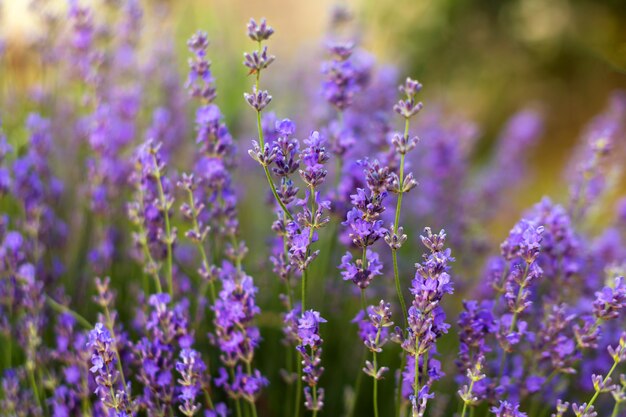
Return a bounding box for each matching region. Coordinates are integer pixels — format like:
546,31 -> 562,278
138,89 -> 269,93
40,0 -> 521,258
0,3 -> 624,417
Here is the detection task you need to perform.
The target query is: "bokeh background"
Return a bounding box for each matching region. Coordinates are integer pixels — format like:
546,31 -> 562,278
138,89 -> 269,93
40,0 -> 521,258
2,0 -> 625,207
1,0 -> 625,415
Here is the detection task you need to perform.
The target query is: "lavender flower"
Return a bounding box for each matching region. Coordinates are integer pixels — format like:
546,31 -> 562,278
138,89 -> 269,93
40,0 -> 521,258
87,323 -> 134,415
176,348 -> 207,416
401,228 -> 454,415
213,263 -> 267,404
296,310 -> 326,412
491,401 -> 527,417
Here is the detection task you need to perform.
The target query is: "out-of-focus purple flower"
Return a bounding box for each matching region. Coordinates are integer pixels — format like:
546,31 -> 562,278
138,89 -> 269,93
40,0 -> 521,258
457,300 -> 496,378
568,93 -> 625,222
186,31 -> 216,102
321,41 -> 360,111
491,401 -> 527,417
247,18 -> 274,42
176,348 -> 207,416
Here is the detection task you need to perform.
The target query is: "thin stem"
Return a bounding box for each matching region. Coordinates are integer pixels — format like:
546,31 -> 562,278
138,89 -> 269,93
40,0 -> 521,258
312,385 -> 319,417
153,158 -> 174,296
460,378 -> 476,417
584,358 -> 619,413
28,368 -> 43,414
137,185 -> 163,294
186,188 -> 217,302
252,39 -> 293,222
103,305 -> 128,391
45,296 -> 92,329
612,394 -> 624,417
392,251 -> 409,329
372,327 -> 383,417
498,263 -> 530,382
393,118 -> 411,417
230,367 -> 244,417
349,347 -> 367,417
245,362 -> 260,417
396,352 -> 407,417
204,389 -> 215,410
295,359 -> 302,417
413,351 -> 420,404
301,269 -> 307,313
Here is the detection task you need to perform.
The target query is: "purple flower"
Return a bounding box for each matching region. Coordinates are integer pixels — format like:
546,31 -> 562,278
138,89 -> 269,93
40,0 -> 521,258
491,401 -> 527,417
247,18 -> 274,42
296,310 -> 326,411
401,228 -> 454,405
339,249 -> 383,289
176,348 -> 207,416
87,323 -> 134,415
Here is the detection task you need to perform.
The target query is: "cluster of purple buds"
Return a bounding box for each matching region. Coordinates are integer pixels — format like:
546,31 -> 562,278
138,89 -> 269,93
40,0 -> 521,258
495,219 -> 544,351
458,356 -> 487,410
243,18 -> 275,115
134,293 -> 190,414
401,228 -> 454,415
574,276 -> 626,349
491,400 -> 527,417
176,348 -> 207,417
185,35 -> 239,241
296,310 -> 326,412
456,301 -> 496,385
186,30 -> 216,103
287,132 -> 331,270
568,96 -> 624,222
128,140 -> 176,292
386,77 -> 422,255
321,42 -> 359,111
339,160 -> 391,289
87,323 -> 134,415
356,300 -> 394,380
213,263 -> 267,403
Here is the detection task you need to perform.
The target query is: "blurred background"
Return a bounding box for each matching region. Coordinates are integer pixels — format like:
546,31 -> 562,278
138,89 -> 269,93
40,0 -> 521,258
2,0 -> 625,199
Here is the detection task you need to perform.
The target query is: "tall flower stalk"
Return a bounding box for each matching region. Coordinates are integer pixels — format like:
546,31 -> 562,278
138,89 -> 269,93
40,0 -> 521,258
243,18 -> 292,220
386,77 -> 422,417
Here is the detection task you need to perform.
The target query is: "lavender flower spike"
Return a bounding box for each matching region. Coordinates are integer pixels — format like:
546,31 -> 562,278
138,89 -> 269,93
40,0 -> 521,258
87,323 -> 134,416
296,310 -> 326,414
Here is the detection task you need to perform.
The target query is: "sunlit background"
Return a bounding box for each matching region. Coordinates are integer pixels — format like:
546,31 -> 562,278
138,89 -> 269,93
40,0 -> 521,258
2,0 -> 625,196
1,0 -> 625,415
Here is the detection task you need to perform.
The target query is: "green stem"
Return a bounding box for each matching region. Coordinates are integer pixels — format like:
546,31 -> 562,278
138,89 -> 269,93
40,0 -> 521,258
396,352 -> 407,417
153,158 -> 174,296
295,359 -> 302,417
460,378 -> 476,417
498,263 -> 530,382
252,43 -> 294,222
137,185 -> 163,294
28,368 -> 43,414
612,396 -> 624,417
392,250 -> 408,329
349,347 -> 368,417
45,296 -> 92,329
103,305 -> 128,391
372,327 -> 383,417
584,358 -> 619,413
186,188 -> 217,302
246,362 -> 260,417
301,269 -> 307,313
230,366 -> 244,417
